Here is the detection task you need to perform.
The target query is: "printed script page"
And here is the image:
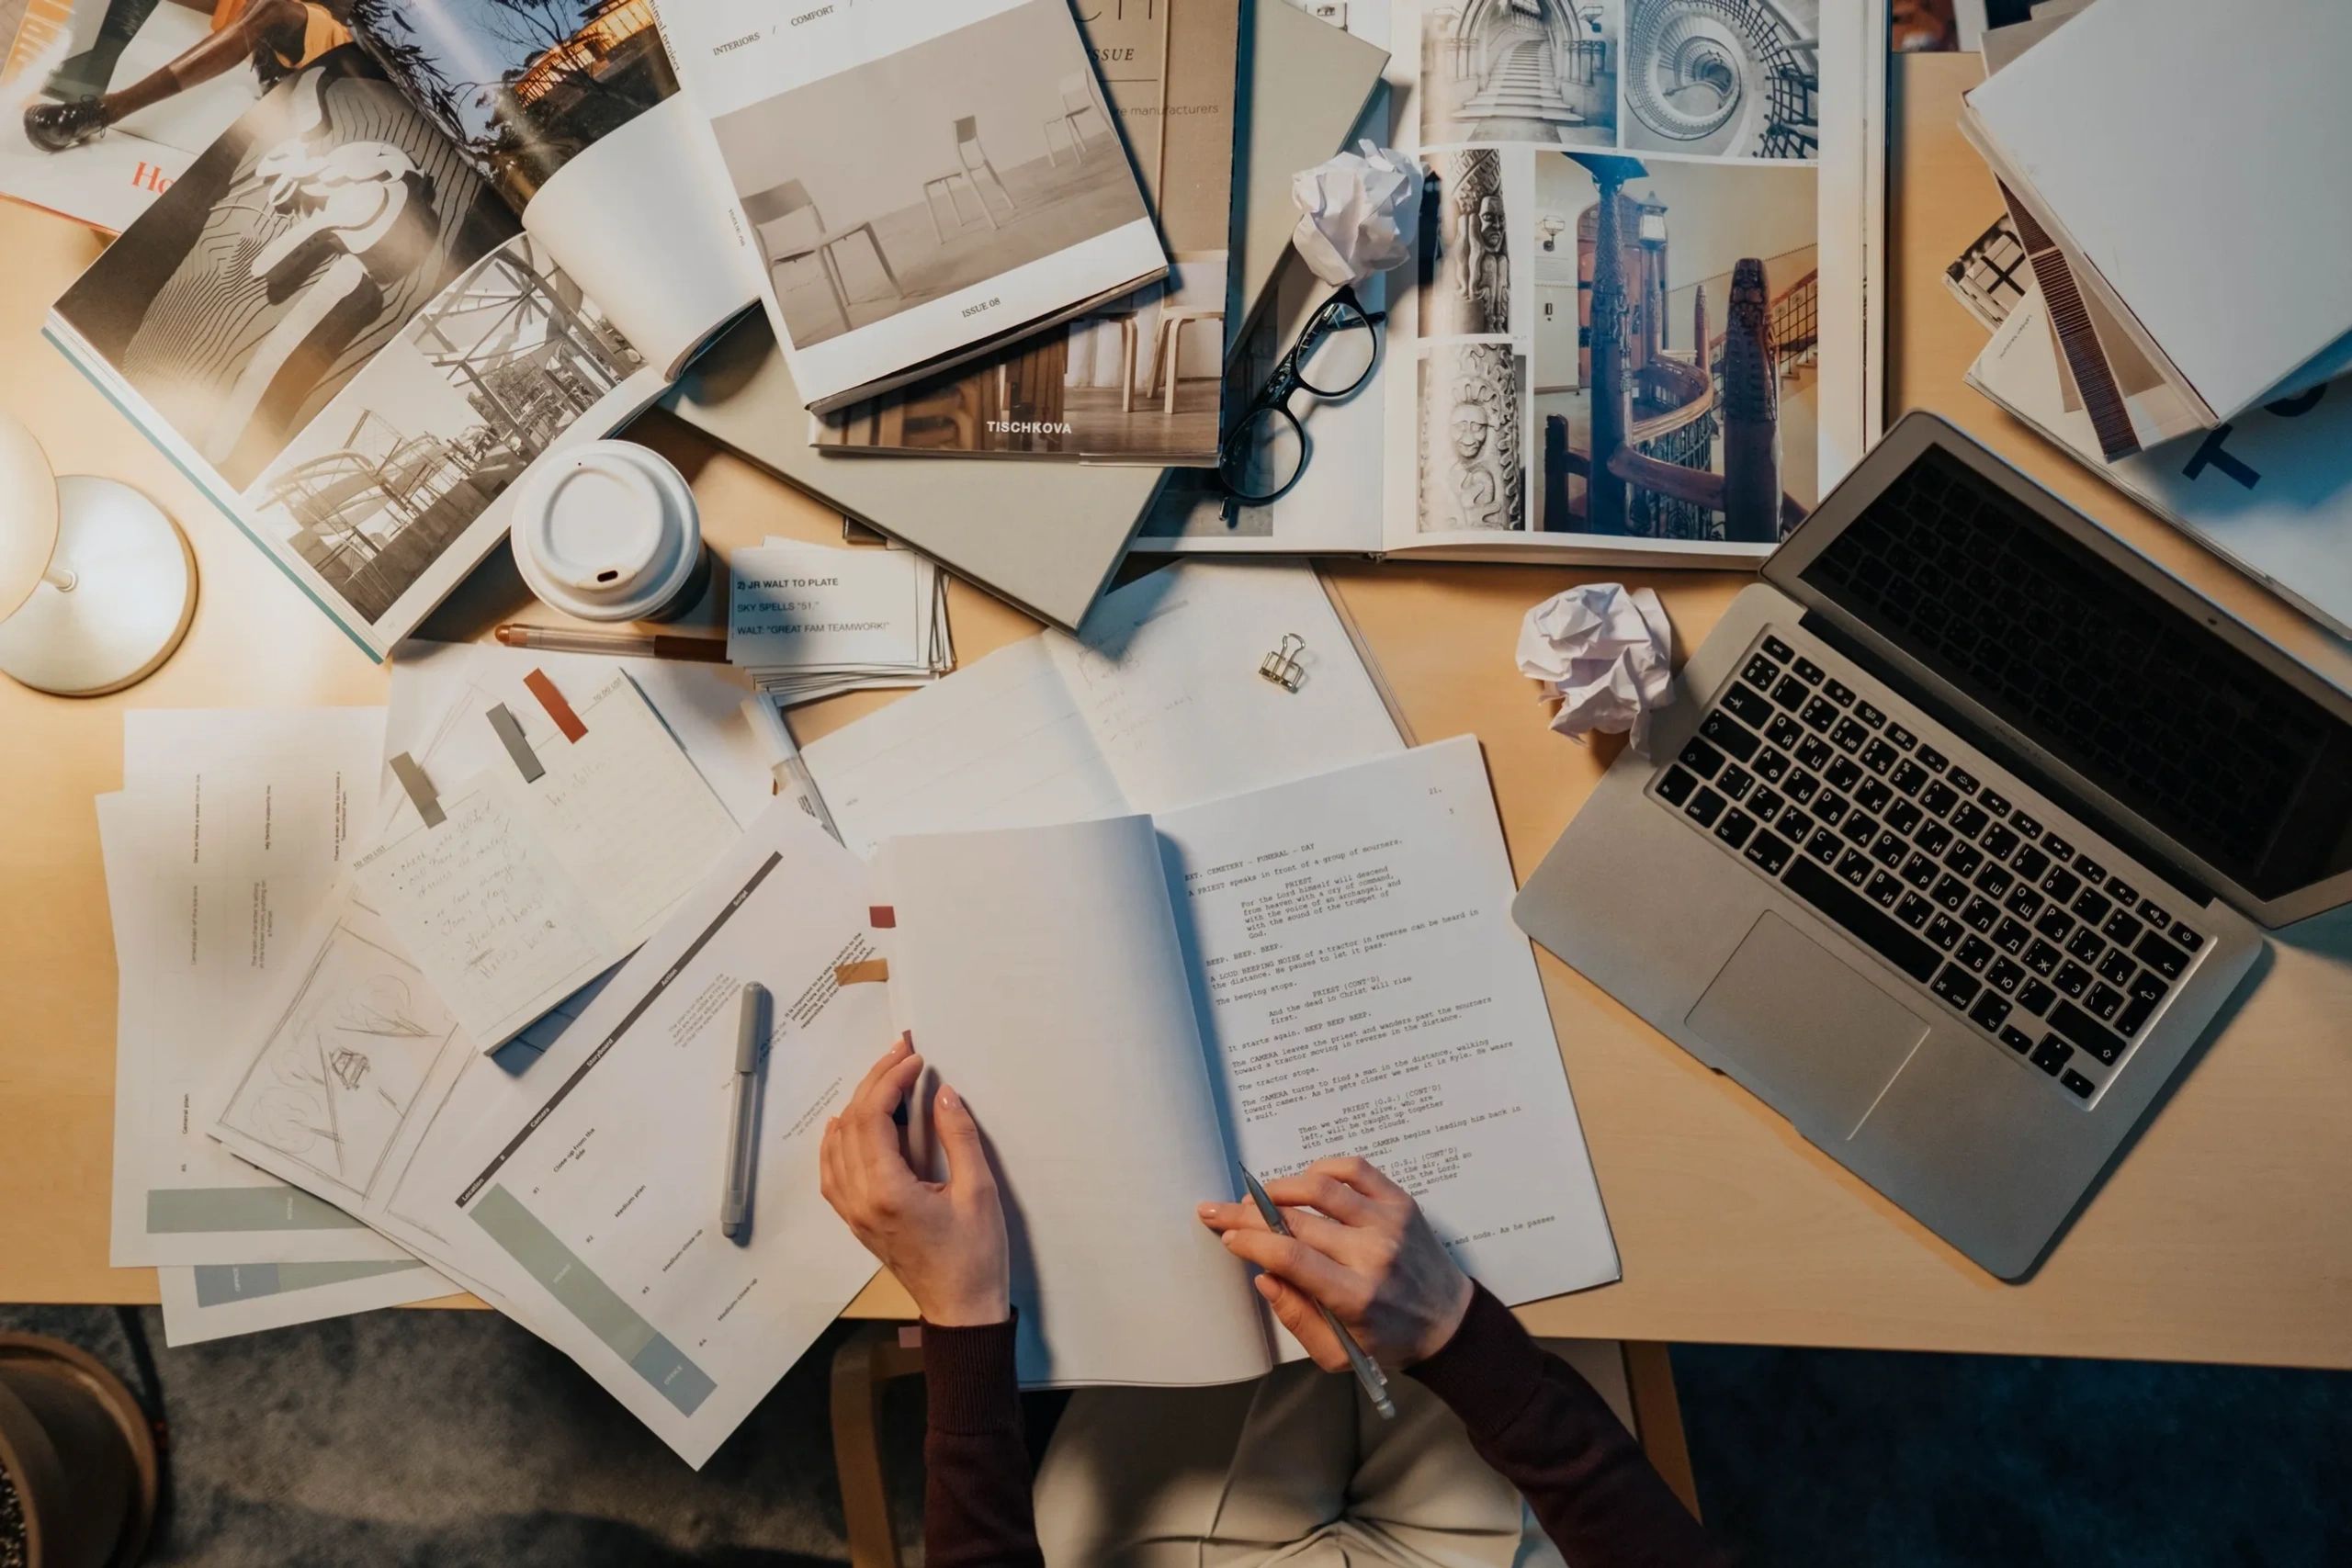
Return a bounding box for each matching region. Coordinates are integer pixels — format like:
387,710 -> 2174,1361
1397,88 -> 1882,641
878,815 -> 1273,1389
1155,737 -> 1621,1319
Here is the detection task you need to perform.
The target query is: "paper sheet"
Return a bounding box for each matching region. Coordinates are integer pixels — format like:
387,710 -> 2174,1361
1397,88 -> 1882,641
156,1259 -> 452,1348
803,562 -> 1404,857
879,817 -> 1273,1389
435,806 -> 891,1468
100,712 -> 414,1268
1157,738 -> 1621,1313
353,671 -> 740,1048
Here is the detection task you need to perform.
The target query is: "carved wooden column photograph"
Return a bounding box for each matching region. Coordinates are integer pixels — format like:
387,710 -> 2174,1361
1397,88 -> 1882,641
1421,149 -> 1514,337
1418,342 -> 1526,532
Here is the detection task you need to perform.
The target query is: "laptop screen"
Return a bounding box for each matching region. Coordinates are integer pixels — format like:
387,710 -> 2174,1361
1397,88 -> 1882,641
1796,446 -> 2352,903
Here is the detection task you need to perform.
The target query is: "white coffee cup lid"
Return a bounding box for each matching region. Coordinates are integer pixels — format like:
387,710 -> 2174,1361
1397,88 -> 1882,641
510,442 -> 702,622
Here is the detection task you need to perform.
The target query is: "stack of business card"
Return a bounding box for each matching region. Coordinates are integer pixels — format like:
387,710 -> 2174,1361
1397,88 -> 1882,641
727,539 -> 954,705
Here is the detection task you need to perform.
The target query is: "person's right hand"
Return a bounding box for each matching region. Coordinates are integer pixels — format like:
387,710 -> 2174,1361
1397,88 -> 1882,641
1196,1156 -> 1474,1371
820,1033 -> 1011,1328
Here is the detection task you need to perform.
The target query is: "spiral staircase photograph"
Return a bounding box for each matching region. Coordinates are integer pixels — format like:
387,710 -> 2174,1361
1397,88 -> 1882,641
1623,0 -> 1821,159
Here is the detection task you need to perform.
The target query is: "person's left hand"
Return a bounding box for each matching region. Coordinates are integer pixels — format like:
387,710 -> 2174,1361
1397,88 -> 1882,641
819,1033 -> 1011,1327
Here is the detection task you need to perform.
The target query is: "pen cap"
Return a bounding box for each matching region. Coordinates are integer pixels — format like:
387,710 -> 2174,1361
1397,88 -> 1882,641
510,441 -> 708,623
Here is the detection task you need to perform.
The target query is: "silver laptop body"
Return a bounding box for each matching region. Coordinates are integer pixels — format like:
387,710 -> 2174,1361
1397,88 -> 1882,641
1514,412 -> 2352,1278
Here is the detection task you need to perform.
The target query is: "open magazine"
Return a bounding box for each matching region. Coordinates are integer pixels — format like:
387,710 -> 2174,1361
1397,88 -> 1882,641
42,2 -> 760,659
1142,0 -> 1885,567
654,0 -> 1169,416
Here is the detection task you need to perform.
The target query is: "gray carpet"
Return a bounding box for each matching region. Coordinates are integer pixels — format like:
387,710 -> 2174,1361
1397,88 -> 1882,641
6,1303 -> 2349,1564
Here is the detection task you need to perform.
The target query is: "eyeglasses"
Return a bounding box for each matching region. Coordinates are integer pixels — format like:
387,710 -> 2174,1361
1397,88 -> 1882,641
1216,283 -> 1385,506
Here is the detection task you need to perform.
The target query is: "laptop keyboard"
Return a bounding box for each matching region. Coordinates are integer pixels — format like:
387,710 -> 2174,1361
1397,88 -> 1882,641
1650,630 -> 2207,1107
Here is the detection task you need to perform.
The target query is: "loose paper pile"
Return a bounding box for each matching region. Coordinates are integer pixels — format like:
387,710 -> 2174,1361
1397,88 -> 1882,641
727,539 -> 953,704
93,655 -> 838,1396
97,707 -> 456,1347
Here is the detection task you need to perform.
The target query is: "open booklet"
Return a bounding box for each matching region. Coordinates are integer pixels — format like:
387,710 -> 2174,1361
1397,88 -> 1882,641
43,4 -> 761,659
654,0 -> 1168,415
879,736 -> 1621,1386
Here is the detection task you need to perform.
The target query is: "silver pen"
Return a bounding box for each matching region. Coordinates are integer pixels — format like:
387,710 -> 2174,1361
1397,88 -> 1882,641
1239,1165 -> 1396,1419
721,983 -> 767,1240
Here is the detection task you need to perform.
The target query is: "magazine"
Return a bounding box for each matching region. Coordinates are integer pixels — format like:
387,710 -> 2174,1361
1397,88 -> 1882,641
1141,0 -> 1885,568
1382,0 -> 1879,563
42,1 -> 762,660
653,0 -> 1170,415
1,0 -> 274,231
808,0 -> 1241,464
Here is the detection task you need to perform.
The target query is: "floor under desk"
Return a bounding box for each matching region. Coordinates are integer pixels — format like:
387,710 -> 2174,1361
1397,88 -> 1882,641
11,1300 -> 2346,1564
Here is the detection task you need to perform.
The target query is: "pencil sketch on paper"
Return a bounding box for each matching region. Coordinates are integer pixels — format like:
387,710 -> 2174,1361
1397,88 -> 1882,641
219,907 -> 462,1205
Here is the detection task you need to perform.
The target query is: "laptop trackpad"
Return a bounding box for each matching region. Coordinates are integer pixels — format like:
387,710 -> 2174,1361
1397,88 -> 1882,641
1686,911 -> 1931,1137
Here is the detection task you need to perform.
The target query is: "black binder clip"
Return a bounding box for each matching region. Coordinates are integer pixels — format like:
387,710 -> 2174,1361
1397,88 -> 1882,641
1259,632 -> 1306,693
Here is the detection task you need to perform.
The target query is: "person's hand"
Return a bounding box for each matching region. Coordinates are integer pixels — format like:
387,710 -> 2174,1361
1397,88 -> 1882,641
820,1033 -> 1010,1327
1197,1156 -> 1473,1371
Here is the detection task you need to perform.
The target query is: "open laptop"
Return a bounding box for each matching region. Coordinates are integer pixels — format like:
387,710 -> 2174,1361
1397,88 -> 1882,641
1513,412 -> 2352,1278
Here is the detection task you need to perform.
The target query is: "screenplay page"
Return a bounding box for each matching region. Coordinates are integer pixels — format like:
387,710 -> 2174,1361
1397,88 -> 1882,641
878,816 -> 1274,1389
1155,738 -> 1622,1318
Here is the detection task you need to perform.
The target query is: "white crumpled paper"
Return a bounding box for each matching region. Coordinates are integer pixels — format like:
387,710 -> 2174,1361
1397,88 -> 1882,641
1516,584 -> 1675,750
1291,141 -> 1420,287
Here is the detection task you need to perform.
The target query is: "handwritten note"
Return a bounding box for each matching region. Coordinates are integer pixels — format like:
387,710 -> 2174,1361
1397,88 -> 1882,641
350,672 -> 740,1050
727,545 -> 929,671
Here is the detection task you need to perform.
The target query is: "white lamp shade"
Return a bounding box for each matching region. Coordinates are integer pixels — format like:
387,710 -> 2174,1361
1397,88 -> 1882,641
0,410 -> 61,622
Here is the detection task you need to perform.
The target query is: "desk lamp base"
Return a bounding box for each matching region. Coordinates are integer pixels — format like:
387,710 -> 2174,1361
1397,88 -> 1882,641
0,477 -> 195,696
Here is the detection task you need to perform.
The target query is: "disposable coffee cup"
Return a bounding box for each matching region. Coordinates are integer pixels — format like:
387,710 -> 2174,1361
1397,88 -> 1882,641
509,440 -> 708,622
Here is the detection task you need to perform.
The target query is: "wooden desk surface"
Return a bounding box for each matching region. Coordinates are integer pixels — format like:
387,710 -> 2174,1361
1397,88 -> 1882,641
3,56 -> 2348,1366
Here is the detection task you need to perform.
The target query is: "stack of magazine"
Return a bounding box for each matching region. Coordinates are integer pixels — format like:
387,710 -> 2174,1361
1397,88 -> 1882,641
1951,0 -> 2352,640
14,0 -> 1180,654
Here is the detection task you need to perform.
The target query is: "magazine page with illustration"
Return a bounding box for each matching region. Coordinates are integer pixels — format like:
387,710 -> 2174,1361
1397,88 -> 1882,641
656,0 -> 1170,414
808,0 -> 1241,464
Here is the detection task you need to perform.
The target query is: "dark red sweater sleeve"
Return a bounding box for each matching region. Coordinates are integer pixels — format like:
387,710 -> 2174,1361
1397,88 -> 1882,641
1408,1283 -> 1734,1568
920,1317 -> 1043,1568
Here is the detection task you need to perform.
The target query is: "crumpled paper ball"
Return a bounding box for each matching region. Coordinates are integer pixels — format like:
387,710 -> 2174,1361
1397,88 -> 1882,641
1516,584 -> 1675,750
1291,141 -> 1420,287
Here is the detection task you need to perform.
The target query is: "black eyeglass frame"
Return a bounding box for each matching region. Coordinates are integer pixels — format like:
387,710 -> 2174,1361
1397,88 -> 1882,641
1216,283 -> 1387,507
